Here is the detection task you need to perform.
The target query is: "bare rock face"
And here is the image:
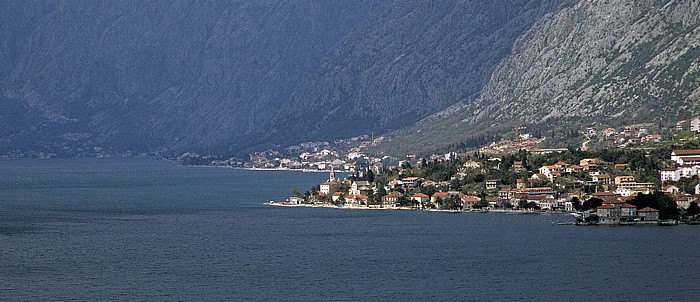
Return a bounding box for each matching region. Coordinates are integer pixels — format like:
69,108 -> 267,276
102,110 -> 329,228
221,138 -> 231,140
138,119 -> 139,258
464,0 -> 700,127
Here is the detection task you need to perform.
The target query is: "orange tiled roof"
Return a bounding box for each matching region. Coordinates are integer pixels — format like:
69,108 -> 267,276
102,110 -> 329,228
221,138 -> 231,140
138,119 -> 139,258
672,149 -> 700,155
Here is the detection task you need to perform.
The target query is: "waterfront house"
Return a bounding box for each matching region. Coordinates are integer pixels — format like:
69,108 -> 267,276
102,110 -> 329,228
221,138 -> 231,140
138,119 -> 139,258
486,197 -> 499,209
638,207 -> 659,221
460,195 -> 481,209
498,189 -> 515,204
332,192 -> 345,202
431,191 -> 451,204
411,193 -> 429,206
344,194 -> 368,206
596,197 -> 637,224
320,181 -> 339,195
382,192 -> 401,207
672,194 -> 693,209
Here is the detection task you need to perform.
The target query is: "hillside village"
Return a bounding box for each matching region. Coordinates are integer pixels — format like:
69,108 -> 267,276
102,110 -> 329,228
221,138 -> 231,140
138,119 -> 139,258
279,146 -> 700,225
177,115 -> 700,225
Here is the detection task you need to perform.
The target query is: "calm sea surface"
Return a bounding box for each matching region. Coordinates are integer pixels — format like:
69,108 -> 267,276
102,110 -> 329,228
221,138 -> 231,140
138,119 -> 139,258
1,158 -> 698,301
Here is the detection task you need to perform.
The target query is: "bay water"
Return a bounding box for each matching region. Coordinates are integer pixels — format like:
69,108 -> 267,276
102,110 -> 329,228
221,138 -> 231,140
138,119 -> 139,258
1,159 -> 697,301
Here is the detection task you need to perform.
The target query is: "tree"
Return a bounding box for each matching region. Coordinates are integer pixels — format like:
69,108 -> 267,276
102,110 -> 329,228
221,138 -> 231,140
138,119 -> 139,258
421,185 -> 436,196
366,169 -> 375,183
570,196 -> 582,211
687,202 -> 700,216
582,198 -> 603,211
374,185 -> 386,204
290,187 -> 302,198
525,202 -> 540,210
656,192 -> 679,220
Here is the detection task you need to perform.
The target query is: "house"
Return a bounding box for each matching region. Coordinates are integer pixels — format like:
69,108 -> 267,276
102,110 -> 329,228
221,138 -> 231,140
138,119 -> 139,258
580,158 -> 600,166
486,197 -> 499,209
671,149 -> 700,165
662,185 -> 680,194
431,191 -> 451,204
331,192 -> 345,202
582,163 -> 598,171
319,181 -> 339,195
401,177 -> 421,187
677,165 -> 700,179
411,193 -> 430,206
463,160 -> 482,169
678,156 -> 700,166
676,120 -> 689,131
381,192 -> 401,206
615,183 -> 655,197
590,191 -> 618,201
498,189 -> 515,203
536,195 -> 557,210
660,168 -> 680,182
673,194 -> 692,209
615,175 -> 636,185
386,179 -> 403,190
530,173 -> 549,182
566,165 -> 583,174
349,181 -> 373,196
691,116 -> 700,132
638,207 -> 659,221
344,194 -> 367,205
486,180 -> 499,190
459,194 -> 481,209
596,197 -> 637,224
591,173 -> 612,185
512,161 -> 525,172
538,165 -> 559,177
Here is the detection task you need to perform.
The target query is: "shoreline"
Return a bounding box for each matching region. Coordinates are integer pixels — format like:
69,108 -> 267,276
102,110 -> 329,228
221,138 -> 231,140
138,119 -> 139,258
265,201 -> 567,214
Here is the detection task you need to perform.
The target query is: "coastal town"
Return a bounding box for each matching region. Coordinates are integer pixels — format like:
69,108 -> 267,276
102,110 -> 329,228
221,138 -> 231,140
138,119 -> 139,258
263,117 -> 700,226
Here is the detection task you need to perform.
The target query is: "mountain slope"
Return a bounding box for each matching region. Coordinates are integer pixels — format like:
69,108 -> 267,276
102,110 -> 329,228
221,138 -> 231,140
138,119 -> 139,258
379,0 -> 700,155
263,0 -> 571,145
0,0 -> 384,155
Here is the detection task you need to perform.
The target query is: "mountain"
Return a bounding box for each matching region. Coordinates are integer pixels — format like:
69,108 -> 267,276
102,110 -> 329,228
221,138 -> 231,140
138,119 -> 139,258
377,0 -> 700,155
3,0 -> 698,157
263,0 -> 570,145
0,0 -> 384,155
